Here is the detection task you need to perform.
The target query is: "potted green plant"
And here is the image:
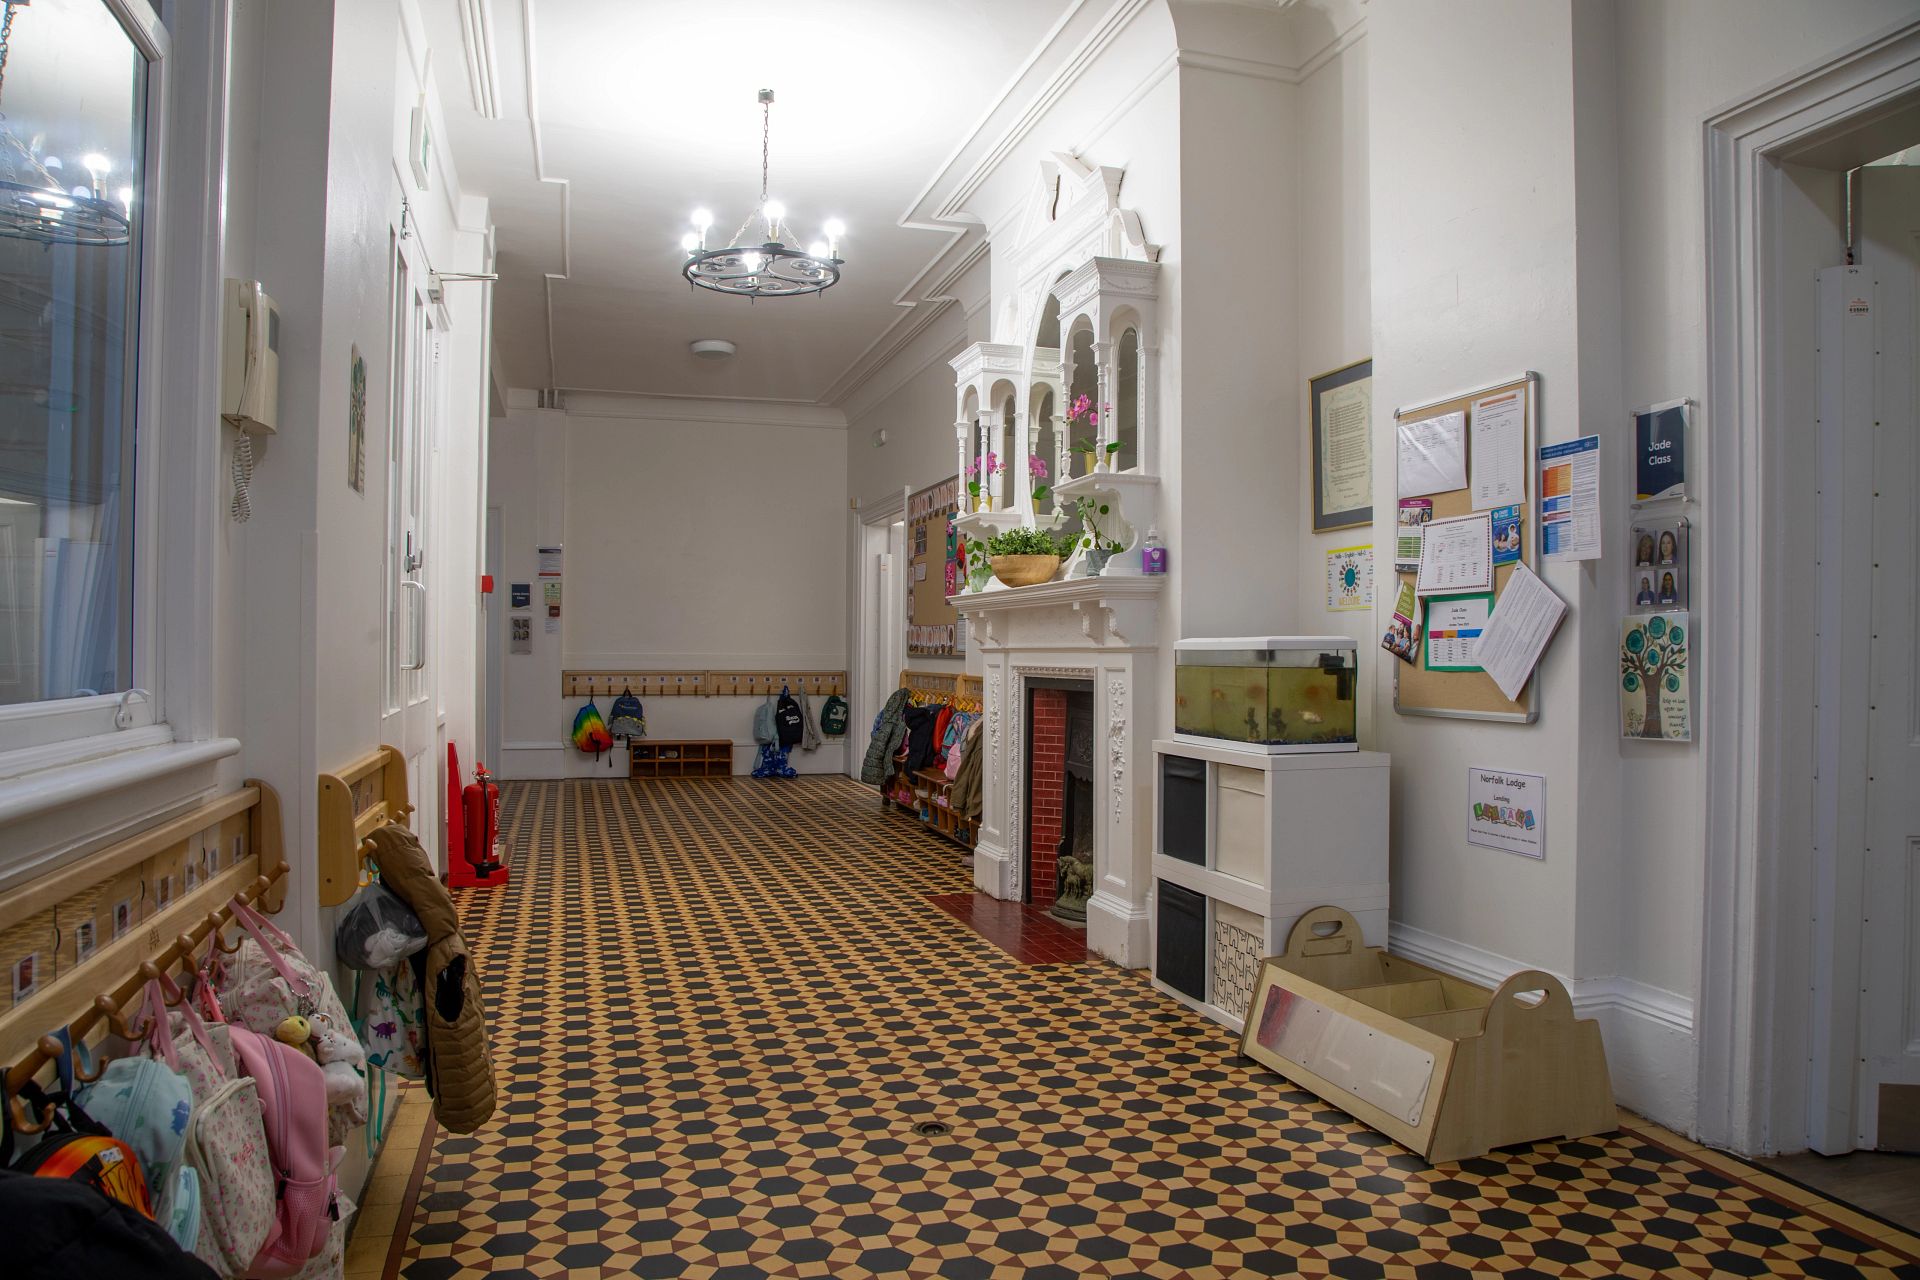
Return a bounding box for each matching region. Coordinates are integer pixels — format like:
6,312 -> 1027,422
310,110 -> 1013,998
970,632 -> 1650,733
986,526 -> 1071,588
1074,496 -> 1123,575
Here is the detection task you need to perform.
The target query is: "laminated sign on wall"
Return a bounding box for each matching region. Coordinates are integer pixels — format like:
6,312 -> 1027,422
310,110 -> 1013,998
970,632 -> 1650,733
1467,768 -> 1544,860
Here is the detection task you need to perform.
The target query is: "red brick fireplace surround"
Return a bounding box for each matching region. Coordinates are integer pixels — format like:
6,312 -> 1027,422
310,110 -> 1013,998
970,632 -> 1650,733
1026,688 -> 1068,909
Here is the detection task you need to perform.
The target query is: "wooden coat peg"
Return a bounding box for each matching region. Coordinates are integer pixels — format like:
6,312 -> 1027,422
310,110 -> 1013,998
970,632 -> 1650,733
8,1092 -> 56,1133
36,1034 -> 108,1084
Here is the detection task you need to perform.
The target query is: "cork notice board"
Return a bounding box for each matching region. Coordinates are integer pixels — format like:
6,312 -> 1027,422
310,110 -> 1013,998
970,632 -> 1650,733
1393,373 -> 1540,723
906,477 -> 963,658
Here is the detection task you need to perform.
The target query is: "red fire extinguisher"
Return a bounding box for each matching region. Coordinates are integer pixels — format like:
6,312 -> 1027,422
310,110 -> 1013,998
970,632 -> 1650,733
462,764 -> 502,877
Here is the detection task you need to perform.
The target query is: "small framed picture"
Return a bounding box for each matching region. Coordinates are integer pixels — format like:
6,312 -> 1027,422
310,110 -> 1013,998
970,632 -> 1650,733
113,899 -> 133,938
156,873 -> 175,910
1310,358 -> 1373,532
73,919 -> 97,965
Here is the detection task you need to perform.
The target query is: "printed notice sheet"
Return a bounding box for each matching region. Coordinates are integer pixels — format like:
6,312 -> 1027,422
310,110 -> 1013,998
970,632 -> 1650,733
1415,511 -> 1493,595
1469,391 -> 1528,508
1425,593 -> 1493,671
1539,435 -> 1602,560
1396,410 -> 1468,498
1473,561 -> 1568,700
1319,379 -> 1372,516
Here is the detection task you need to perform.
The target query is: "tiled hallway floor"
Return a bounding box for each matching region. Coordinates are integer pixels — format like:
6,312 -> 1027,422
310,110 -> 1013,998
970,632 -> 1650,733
385,777 -> 1920,1279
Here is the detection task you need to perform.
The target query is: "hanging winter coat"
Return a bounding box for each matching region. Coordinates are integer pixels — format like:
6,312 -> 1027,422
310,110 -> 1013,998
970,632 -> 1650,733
366,824 -> 496,1134
860,688 -> 914,784
950,719 -> 986,818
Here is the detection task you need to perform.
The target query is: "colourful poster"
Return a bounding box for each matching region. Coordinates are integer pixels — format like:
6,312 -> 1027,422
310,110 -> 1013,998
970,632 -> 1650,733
1326,545 -> 1373,611
1467,767 -> 1545,860
1620,611 -> 1691,741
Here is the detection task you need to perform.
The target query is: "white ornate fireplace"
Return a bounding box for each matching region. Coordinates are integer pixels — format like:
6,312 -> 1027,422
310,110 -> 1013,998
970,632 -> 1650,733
958,577 -> 1162,967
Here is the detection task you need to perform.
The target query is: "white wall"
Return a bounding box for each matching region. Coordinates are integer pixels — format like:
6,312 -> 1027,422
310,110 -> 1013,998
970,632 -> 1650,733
228,0 -> 490,947
492,393 -> 850,777
1293,30 -> 1375,748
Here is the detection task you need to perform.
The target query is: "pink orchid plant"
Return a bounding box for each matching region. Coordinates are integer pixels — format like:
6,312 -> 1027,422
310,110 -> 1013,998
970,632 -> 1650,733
1067,395 -> 1122,461
965,451 -> 1003,501
1028,454 -> 1051,505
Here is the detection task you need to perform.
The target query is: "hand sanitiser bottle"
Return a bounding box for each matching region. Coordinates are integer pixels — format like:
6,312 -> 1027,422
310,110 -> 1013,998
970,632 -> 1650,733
1142,526 -> 1167,574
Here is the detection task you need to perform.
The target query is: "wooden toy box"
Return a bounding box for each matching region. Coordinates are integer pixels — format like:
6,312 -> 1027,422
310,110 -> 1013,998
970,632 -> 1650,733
1239,906 -> 1615,1164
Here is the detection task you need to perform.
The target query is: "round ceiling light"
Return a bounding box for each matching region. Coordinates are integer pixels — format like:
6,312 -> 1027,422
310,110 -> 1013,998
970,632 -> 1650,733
690,339 -> 736,360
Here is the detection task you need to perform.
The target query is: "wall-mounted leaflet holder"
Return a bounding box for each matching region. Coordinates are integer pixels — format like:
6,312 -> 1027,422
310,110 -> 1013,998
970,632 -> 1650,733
1629,515 -> 1690,611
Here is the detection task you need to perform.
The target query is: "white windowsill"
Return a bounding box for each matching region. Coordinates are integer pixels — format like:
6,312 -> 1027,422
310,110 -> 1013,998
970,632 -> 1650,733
0,735 -> 241,827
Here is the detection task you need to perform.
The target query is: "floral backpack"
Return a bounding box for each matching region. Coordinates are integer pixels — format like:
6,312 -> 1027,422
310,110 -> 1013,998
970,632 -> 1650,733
148,979 -> 278,1277
208,897 -> 366,1143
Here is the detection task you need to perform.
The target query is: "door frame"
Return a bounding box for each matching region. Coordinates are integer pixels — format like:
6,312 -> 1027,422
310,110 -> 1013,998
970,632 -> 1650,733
849,490 -> 906,778
1698,18 -> 1920,1156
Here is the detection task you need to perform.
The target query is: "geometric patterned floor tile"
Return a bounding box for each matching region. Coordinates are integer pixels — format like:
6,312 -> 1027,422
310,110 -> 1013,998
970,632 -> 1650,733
391,777 -> 1920,1280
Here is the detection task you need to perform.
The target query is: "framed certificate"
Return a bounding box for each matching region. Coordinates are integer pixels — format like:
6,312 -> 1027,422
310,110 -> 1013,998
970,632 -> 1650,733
1311,358 -> 1373,532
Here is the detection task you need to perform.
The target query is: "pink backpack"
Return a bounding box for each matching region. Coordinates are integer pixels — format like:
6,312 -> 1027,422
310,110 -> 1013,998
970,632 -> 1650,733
228,1025 -> 342,1278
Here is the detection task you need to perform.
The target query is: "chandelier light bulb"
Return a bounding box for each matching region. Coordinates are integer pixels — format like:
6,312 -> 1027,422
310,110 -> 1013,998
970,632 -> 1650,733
680,232 -> 700,252
762,199 -> 785,223
742,252 -> 765,273
808,241 -> 828,259
117,186 -> 132,215
691,208 -> 713,229
824,218 -> 845,238
81,153 -> 110,174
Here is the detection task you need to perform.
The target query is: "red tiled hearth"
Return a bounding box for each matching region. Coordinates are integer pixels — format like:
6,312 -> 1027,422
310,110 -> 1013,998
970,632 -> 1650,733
927,892 -> 1086,964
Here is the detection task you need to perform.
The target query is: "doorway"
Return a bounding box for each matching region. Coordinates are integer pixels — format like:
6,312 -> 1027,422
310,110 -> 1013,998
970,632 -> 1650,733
1698,25 -> 1920,1167
852,497 -> 906,776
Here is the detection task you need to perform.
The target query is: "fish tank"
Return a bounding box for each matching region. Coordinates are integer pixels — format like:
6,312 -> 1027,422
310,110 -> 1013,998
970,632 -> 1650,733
1174,637 -> 1358,753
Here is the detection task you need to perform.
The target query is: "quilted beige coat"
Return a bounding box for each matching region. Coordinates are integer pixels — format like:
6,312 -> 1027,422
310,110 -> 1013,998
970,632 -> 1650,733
367,824 -> 496,1133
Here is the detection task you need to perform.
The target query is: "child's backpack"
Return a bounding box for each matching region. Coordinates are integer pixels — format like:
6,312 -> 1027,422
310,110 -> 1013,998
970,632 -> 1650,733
607,690 -> 646,739
774,690 -> 804,749
228,1026 -> 341,1276
819,694 -> 849,737
75,1053 -> 195,1245
572,699 -> 612,759
752,696 -> 777,745
2,1081 -> 154,1220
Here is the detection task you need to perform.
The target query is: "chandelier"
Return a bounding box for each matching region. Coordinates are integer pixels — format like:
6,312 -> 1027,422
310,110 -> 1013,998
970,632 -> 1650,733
0,1 -> 131,247
681,89 -> 842,299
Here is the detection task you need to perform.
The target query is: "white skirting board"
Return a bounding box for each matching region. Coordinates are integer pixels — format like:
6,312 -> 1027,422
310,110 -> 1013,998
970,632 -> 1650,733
1388,921 -> 1698,1136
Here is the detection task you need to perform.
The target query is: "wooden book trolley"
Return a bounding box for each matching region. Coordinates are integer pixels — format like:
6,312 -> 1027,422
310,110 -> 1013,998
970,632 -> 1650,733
1239,906 -> 1616,1164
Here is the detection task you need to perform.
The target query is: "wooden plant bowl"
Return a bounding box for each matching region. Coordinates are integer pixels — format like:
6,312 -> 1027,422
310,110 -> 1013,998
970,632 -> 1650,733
990,554 -> 1061,588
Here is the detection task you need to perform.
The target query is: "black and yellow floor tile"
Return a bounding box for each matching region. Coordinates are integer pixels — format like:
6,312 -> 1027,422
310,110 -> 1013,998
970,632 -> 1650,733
368,777 -> 1920,1279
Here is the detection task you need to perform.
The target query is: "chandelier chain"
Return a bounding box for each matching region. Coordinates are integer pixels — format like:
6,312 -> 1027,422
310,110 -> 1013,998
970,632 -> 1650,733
760,95 -> 770,208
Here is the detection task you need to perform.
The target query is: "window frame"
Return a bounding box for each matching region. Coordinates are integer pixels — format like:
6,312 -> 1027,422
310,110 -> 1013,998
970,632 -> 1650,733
0,0 -> 236,805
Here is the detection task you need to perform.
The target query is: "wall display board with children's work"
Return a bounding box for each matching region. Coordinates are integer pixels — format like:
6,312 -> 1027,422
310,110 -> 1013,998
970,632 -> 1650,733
906,477 -> 964,657
1388,373 -> 1546,722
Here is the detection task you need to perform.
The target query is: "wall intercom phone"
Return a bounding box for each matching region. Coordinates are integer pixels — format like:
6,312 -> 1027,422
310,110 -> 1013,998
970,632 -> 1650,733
221,279 -> 280,433
220,279 -> 281,522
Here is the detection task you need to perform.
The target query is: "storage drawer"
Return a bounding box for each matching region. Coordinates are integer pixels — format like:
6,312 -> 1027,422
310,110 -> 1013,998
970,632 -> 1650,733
1160,756 -> 1206,864
1215,764 -> 1265,884
1156,879 -> 1208,1000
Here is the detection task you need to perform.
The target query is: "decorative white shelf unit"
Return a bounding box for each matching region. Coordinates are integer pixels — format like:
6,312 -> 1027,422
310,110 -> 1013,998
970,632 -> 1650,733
1150,738 -> 1391,1031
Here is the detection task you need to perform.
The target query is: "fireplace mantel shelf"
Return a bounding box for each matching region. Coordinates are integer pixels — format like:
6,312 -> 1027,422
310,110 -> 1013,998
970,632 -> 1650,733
949,574 -> 1164,616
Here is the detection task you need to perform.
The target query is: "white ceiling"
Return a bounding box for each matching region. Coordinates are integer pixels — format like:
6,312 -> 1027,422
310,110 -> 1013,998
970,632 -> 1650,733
423,0 -> 1080,405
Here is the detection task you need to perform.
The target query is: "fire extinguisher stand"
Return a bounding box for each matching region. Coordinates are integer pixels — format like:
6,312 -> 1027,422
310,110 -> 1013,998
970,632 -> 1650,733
451,755 -> 510,889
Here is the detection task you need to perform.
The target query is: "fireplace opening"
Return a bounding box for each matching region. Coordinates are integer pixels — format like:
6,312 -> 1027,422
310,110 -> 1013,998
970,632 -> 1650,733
1023,681 -> 1094,920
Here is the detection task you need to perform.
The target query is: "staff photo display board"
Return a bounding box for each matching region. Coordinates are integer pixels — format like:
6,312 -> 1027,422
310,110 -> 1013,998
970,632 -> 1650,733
1392,373 -> 1541,722
906,477 -> 964,658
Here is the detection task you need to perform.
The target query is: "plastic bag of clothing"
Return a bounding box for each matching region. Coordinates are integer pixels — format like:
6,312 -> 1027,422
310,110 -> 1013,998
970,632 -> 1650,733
333,881 -> 428,971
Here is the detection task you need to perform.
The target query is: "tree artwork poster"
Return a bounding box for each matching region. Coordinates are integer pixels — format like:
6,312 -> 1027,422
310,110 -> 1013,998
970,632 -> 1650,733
1620,611 -> 1692,741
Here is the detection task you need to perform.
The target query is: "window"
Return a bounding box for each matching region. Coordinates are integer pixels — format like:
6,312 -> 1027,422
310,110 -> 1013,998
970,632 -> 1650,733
0,0 -> 147,713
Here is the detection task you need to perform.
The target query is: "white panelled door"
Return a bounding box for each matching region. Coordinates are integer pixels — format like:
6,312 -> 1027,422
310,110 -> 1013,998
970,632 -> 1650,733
1849,165 -> 1920,1154
384,202 -> 445,862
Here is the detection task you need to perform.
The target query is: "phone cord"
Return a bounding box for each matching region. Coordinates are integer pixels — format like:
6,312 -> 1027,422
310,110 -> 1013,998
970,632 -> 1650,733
230,431 -> 254,523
